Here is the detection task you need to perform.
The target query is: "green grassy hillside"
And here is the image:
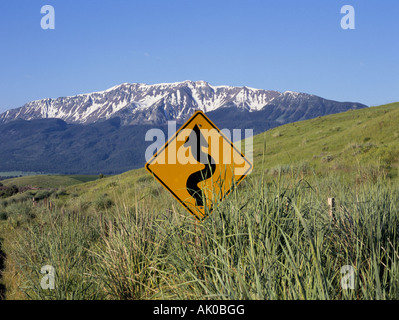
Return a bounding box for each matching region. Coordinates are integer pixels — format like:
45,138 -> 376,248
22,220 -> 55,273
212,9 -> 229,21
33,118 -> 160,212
252,102 -> 399,180
62,102 -> 399,202
1,175 -> 100,189
1,102 -> 399,300
3,102 -> 399,196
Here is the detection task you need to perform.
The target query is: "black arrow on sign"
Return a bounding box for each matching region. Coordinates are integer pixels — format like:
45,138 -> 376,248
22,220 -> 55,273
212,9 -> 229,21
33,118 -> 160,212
184,125 -> 216,207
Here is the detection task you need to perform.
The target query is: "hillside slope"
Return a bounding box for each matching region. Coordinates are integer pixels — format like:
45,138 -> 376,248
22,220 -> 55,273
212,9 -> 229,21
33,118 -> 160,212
2,102 -> 397,201
253,102 -> 399,180
1,175 -> 99,189
61,102 -> 399,202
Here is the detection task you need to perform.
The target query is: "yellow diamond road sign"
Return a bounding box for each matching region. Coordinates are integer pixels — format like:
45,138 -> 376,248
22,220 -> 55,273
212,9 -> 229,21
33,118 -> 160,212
145,111 -> 252,221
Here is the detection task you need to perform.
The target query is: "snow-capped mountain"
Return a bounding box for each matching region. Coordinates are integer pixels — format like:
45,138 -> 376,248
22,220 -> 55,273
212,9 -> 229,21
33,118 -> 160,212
0,80 -> 366,126
0,80 -> 369,174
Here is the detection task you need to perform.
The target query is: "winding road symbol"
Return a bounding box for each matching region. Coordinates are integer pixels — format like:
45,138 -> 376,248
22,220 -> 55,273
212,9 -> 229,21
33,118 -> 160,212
184,124 -> 216,207
145,111 -> 252,221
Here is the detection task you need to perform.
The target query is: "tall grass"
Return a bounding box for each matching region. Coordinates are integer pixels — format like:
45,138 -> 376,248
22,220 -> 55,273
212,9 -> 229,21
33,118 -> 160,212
2,170 -> 399,300
8,209 -> 103,299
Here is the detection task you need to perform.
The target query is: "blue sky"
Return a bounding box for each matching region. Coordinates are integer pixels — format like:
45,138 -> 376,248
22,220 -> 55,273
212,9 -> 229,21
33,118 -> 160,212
1,0 -> 398,113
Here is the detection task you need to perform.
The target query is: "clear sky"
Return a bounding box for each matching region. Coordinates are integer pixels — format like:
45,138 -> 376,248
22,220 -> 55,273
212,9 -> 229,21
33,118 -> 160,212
1,0 -> 398,113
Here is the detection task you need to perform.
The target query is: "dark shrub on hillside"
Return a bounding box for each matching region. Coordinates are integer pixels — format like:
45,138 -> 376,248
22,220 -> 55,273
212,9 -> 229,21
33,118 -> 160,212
0,185 -> 19,198
34,190 -> 53,201
54,189 -> 68,198
94,194 -> 114,210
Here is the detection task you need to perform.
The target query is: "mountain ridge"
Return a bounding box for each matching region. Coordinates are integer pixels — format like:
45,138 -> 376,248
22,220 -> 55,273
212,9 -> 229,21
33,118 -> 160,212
0,80 -> 367,126
0,80 -> 369,174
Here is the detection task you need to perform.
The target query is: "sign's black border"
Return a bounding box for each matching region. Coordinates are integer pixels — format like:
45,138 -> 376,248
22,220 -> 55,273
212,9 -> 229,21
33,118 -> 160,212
145,111 -> 253,221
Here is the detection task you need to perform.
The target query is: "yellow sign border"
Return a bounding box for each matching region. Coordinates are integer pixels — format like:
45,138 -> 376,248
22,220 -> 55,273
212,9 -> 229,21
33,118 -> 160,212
145,110 -> 253,221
